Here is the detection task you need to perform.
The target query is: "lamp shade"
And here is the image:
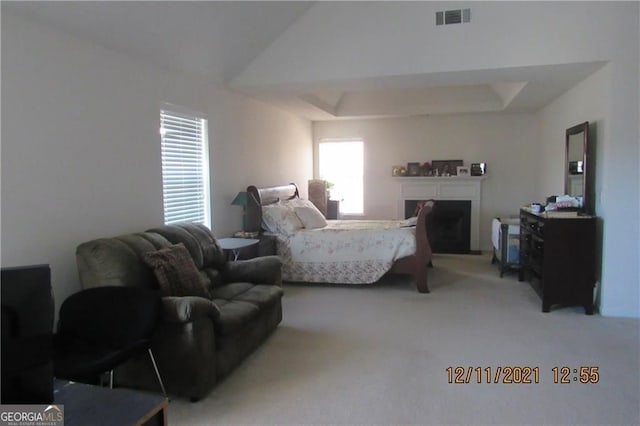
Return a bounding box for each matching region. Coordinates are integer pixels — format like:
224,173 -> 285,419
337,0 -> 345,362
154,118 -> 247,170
231,191 -> 248,206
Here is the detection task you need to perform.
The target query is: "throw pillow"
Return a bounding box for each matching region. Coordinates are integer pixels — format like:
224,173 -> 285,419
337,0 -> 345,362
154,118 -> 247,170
294,206 -> 328,229
142,243 -> 209,298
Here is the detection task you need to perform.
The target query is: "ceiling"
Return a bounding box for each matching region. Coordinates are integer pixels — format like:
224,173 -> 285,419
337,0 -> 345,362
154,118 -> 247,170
3,1 -> 605,121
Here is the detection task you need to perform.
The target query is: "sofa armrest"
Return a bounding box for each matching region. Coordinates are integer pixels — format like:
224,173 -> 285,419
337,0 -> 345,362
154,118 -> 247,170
222,256 -> 282,286
161,296 -> 220,324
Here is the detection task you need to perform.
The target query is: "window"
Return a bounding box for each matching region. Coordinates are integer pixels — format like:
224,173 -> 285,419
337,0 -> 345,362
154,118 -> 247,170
318,140 -> 364,215
160,106 -> 210,226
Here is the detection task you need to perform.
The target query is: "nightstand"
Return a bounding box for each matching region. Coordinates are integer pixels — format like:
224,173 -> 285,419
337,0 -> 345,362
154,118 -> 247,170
218,238 -> 259,261
227,233 -> 277,259
256,234 -> 277,257
327,200 -> 339,220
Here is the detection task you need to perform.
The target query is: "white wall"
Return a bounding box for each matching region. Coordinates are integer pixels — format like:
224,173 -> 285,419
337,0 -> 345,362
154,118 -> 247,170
537,67 -> 609,207
538,64 -> 639,318
1,12 -> 311,316
256,1 -> 639,318
313,113 -> 539,251
209,90 -> 312,232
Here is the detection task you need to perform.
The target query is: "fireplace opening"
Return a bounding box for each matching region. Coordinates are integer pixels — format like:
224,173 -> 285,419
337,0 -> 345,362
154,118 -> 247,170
405,199 -> 471,254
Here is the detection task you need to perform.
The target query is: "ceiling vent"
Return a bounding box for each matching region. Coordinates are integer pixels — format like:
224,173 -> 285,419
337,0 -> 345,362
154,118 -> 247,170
436,8 -> 471,26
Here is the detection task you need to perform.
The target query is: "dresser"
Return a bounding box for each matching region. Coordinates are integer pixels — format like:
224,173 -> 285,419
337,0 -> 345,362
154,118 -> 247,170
519,208 -> 597,314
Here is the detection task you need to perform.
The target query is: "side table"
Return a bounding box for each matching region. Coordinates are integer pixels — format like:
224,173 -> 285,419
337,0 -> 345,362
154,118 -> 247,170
218,237 -> 259,261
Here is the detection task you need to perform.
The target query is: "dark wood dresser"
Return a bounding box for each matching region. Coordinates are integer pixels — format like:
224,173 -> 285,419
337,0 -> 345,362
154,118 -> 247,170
519,208 -> 597,314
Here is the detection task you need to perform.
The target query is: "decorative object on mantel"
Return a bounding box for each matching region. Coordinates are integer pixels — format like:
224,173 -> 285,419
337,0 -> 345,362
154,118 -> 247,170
431,160 -> 464,176
392,160 -> 490,178
392,165 -> 407,176
470,162 -> 487,176
407,162 -> 421,176
420,162 -> 432,176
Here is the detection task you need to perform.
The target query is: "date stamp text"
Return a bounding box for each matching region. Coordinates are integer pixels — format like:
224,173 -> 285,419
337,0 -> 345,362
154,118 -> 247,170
446,366 -> 600,384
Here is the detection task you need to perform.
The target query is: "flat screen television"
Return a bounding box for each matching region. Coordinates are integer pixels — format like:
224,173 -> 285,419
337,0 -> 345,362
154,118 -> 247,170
1,264 -> 54,404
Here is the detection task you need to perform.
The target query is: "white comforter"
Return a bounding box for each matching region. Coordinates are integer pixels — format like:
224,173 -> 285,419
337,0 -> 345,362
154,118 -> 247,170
276,219 -> 417,284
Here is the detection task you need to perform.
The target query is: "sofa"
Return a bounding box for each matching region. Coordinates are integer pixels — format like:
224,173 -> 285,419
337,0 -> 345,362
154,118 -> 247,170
75,223 -> 283,401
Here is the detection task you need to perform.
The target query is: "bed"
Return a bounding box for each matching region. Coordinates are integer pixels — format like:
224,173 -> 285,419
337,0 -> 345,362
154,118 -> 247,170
245,183 -> 434,293
490,217 -> 521,277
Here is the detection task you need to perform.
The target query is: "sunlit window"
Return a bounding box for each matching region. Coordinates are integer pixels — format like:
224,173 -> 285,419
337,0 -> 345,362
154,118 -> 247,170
160,106 -> 211,227
318,140 -> 363,215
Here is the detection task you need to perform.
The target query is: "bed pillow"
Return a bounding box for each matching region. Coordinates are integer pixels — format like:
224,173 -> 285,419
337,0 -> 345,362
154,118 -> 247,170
281,198 -> 317,210
142,243 -> 210,298
262,204 -> 303,235
294,206 -> 328,229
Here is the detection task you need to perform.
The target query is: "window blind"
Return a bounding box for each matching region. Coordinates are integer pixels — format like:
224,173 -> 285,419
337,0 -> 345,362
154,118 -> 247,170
160,108 -> 210,226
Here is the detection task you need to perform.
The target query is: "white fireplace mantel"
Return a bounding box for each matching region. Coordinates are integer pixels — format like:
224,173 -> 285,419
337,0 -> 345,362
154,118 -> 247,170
397,176 -> 486,251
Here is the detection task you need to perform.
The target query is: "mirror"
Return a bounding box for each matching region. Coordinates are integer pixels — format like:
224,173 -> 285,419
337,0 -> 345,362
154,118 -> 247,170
565,122 -> 592,214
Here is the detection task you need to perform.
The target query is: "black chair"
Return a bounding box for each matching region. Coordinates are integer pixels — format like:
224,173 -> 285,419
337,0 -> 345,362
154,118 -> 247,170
53,286 -> 166,397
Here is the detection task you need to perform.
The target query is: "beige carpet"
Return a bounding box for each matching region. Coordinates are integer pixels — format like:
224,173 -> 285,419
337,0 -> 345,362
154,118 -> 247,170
168,253 -> 640,425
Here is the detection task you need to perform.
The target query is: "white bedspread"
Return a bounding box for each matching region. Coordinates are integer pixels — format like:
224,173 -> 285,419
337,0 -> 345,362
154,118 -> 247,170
275,219 -> 417,284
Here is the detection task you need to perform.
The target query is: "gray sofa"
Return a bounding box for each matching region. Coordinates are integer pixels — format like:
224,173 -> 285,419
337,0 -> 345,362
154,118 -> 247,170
75,223 -> 283,401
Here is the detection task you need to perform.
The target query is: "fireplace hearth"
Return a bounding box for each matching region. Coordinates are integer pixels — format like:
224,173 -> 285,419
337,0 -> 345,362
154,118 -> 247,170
405,199 -> 471,254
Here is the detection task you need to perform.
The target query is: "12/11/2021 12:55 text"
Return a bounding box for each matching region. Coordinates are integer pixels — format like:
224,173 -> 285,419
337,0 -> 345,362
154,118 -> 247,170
446,366 -> 600,384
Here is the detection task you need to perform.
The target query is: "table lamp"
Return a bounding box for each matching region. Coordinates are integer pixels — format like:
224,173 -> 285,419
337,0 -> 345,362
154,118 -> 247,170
231,191 -> 251,231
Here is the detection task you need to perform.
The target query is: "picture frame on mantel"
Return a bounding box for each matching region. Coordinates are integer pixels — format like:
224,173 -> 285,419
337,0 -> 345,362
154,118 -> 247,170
432,160 -> 463,176
407,162 -> 421,176
456,166 -> 470,176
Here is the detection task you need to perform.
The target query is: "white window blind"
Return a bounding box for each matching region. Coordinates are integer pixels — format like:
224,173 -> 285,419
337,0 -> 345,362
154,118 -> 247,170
318,140 -> 364,215
160,107 -> 210,226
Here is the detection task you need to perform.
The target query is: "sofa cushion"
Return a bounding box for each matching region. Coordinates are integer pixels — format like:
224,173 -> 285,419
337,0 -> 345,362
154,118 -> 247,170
76,234 -> 172,290
142,243 -> 209,298
202,268 -> 224,290
209,282 -> 256,300
147,223 -> 226,270
210,282 -> 282,308
212,299 -> 260,336
210,283 -> 283,335
230,284 -> 284,308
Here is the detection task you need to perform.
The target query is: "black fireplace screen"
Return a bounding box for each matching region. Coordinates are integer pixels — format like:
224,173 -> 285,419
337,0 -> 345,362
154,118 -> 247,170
405,200 -> 471,254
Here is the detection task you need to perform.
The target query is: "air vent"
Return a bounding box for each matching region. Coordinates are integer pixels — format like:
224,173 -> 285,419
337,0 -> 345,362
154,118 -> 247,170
436,8 -> 471,26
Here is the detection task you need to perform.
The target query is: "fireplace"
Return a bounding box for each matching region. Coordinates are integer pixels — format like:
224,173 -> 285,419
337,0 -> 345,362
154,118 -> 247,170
397,176 -> 485,252
405,200 -> 471,254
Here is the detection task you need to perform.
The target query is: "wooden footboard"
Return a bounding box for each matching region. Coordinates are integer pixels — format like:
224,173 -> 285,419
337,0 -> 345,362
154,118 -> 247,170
390,201 -> 434,293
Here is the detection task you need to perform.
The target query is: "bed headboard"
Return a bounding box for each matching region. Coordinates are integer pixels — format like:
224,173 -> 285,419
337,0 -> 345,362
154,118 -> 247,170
245,183 -> 300,232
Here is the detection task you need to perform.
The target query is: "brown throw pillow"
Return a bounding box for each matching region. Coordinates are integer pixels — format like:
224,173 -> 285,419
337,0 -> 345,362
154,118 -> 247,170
142,243 -> 209,298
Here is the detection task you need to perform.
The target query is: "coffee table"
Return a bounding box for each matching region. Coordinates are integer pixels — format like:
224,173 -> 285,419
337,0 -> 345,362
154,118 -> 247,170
53,380 -> 167,426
